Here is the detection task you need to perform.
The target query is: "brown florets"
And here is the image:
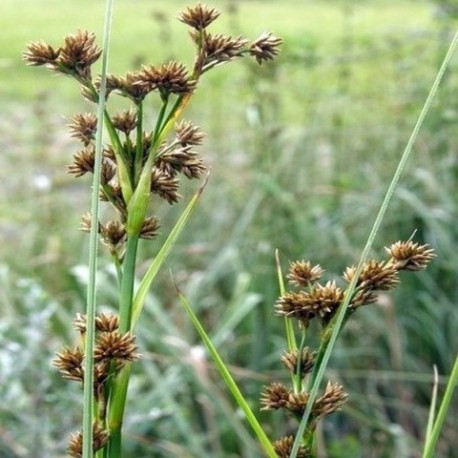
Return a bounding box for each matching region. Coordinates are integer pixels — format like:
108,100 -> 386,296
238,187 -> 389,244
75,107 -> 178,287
287,261 -> 324,288
178,3 -> 220,30
202,33 -> 248,68
73,312 -> 120,334
112,109 -> 137,134
275,281 -> 344,325
67,146 -> 96,176
68,113 -> 97,145
94,331 -> 140,363
23,41 -> 60,66
67,422 -> 109,458
53,346 -> 84,382
273,436 -> 312,458
250,32 -> 283,64
150,168 -> 181,204
344,260 -> 399,291
281,347 -> 316,378
139,216 -> 160,240
312,381 -> 348,421
386,241 -> 436,271
260,383 -> 290,410
155,145 -> 206,179
57,30 -> 102,82
175,120 -> 205,146
136,61 -> 197,98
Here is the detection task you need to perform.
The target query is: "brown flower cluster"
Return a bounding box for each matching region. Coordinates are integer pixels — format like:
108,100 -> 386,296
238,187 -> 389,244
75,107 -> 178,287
54,313 -> 139,455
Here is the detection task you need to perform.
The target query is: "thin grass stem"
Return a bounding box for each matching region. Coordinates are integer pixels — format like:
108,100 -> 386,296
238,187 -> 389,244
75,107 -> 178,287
82,1 -> 114,457
290,24 -> 458,458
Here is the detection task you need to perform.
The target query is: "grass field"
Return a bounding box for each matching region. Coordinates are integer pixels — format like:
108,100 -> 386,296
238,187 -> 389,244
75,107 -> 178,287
1,1 -> 457,457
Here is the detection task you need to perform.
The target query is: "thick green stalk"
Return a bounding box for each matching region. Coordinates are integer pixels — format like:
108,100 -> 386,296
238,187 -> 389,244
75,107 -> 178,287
82,1 -> 114,457
118,234 -> 139,334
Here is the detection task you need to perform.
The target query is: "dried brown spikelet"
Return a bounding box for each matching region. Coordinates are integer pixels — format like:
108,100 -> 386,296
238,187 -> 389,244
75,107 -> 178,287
273,436 -> 312,458
281,347 -> 316,378
53,346 -> 84,382
94,331 -> 140,363
68,112 -> 97,145
155,146 -> 206,179
287,260 -> 324,287
386,241 -> 436,271
100,220 -> 126,245
67,146 -> 95,176
140,216 -> 160,240
57,31 -> 102,81
178,3 -> 220,30
105,72 -> 151,102
67,422 -> 109,457
312,381 -> 348,421
250,32 -> 283,64
23,40 -> 60,66
202,33 -> 248,65
112,109 -> 137,134
150,167 -> 181,204
344,261 -> 399,291
260,382 -> 290,410
285,391 -> 310,416
275,281 -> 344,324
73,313 -> 120,334
137,61 -> 197,97
175,120 -> 205,146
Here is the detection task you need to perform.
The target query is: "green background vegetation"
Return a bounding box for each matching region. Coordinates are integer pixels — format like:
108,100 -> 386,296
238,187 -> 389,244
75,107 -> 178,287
0,1 -> 456,457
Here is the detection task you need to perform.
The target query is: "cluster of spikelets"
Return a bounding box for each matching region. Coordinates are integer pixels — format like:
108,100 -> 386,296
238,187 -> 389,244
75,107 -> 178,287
263,240 -> 435,457
23,3 -> 282,260
24,3 -> 282,457
54,313 -> 138,456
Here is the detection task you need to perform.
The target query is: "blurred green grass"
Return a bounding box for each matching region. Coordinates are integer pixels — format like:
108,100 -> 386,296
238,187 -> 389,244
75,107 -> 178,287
1,1 -> 457,457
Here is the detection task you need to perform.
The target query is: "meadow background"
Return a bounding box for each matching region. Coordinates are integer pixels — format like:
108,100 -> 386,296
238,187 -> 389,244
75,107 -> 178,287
0,0 -> 457,457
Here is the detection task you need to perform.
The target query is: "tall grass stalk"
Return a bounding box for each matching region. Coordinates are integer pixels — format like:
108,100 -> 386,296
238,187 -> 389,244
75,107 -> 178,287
82,1 -> 114,457
23,3 -> 282,457
288,25 -> 458,458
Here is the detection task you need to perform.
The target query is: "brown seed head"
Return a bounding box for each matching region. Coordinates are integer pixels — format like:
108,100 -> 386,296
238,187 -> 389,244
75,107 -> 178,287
100,220 -> 127,247
68,113 -> 97,145
275,281 -> 344,324
178,3 -> 220,30
285,391 -> 310,416
260,382 -> 290,410
386,241 -> 436,271
202,33 -> 248,68
312,381 -> 348,421
73,313 -> 120,334
150,167 -> 181,204
137,61 -> 197,97
175,120 -> 205,146
155,146 -> 206,179
53,346 -> 84,382
344,261 -> 399,291
23,40 -> 60,66
67,422 -> 109,457
281,347 -> 316,378
104,72 -> 151,102
249,32 -> 283,64
57,31 -> 102,81
112,109 -> 138,134
140,216 -> 160,240
67,146 -> 95,177
273,436 -> 312,458
94,331 -> 140,363
287,260 -> 324,287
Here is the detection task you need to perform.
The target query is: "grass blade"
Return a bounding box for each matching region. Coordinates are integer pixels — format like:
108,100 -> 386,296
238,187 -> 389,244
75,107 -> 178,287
131,173 -> 209,330
290,25 -> 458,458
422,355 -> 458,458
83,0 -> 114,456
177,290 -> 277,458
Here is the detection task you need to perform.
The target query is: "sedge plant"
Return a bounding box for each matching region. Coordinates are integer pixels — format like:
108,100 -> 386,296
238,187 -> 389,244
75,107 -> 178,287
23,3 -> 282,457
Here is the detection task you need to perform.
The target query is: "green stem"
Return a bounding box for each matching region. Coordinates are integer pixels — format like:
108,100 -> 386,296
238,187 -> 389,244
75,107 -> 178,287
134,102 -> 143,185
119,234 -> 139,334
422,355 -> 458,458
107,364 -> 132,458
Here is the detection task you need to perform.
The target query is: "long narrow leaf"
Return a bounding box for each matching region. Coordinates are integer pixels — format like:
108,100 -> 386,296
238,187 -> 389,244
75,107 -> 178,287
177,291 -> 277,458
422,355 -> 458,458
131,173 -> 209,330
290,25 -> 458,458
425,366 -> 439,444
83,1 -> 114,457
